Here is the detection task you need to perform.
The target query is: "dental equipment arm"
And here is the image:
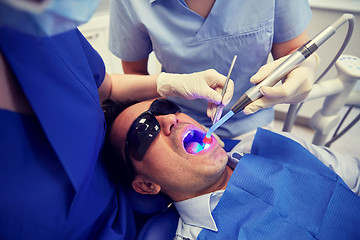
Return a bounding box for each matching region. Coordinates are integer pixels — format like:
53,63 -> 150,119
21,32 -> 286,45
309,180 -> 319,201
233,14 -> 353,114
284,13 -> 355,132
204,14 -> 355,140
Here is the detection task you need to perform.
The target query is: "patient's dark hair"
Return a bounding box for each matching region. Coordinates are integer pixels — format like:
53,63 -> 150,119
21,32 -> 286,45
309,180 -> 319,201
101,99 -> 138,186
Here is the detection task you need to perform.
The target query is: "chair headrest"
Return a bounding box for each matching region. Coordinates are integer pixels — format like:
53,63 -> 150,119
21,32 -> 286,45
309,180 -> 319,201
129,189 -> 172,215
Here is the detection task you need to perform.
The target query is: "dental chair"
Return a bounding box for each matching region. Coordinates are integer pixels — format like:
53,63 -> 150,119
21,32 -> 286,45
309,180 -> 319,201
132,54 -> 360,240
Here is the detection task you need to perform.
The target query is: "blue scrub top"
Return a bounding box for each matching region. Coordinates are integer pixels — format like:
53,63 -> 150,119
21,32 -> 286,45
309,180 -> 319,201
109,0 -> 312,137
0,27 -> 136,239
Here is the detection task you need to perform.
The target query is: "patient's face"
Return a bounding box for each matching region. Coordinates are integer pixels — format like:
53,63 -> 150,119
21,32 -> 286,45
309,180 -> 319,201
111,99 -> 228,200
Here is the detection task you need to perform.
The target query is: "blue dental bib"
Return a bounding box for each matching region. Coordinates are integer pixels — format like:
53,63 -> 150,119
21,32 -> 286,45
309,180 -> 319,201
198,128 -> 360,240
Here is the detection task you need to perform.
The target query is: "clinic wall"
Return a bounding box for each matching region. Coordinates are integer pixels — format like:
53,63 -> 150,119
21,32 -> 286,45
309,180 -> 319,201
78,1 -> 161,75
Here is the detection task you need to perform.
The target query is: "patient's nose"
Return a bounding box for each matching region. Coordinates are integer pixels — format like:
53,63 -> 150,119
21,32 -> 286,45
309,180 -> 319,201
157,114 -> 178,136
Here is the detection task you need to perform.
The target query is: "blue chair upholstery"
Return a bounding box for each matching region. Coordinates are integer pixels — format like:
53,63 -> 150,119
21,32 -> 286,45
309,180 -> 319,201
136,205 -> 179,240
130,189 -> 172,215
129,189 -> 172,234
222,139 -> 241,152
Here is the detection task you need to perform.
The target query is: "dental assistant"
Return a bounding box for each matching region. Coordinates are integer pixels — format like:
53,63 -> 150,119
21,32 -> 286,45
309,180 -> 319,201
109,0 -> 320,138
0,1 -> 233,239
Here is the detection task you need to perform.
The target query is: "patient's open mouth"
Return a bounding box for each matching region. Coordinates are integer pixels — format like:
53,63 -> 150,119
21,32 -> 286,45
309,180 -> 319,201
183,130 -> 211,154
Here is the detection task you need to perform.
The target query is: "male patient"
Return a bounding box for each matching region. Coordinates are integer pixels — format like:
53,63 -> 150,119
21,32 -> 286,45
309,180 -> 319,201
102,98 -> 360,240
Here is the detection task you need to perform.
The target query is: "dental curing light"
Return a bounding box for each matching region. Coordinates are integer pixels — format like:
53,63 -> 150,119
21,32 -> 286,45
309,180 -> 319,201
202,135 -> 212,144
203,110 -> 235,140
203,13 -> 355,142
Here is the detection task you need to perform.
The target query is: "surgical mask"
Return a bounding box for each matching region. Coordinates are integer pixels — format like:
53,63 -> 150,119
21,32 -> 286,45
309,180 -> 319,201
0,0 -> 101,36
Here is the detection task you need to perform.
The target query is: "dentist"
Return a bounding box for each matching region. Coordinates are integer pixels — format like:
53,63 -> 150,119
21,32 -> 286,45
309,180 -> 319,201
109,0 -> 320,138
0,0 -> 233,239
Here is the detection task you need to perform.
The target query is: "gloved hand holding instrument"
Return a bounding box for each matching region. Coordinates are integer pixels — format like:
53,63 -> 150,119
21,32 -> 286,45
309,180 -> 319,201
157,69 -> 234,118
244,52 -> 320,115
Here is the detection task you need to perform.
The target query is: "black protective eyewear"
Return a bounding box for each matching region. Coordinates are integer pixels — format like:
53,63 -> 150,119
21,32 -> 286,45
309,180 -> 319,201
124,99 -> 181,168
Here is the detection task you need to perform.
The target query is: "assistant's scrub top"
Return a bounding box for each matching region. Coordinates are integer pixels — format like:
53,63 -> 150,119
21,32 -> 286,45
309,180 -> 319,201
0,27 -> 136,239
109,0 -> 312,137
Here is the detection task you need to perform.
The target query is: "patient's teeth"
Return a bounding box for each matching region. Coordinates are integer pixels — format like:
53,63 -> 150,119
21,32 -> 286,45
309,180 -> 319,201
185,142 -> 203,154
183,130 -> 208,154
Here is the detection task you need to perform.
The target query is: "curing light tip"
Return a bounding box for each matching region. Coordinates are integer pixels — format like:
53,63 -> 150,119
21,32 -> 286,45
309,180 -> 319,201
202,135 -> 212,144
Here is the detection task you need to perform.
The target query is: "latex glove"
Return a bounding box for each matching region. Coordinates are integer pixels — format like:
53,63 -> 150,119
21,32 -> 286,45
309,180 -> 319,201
157,69 -> 234,119
244,53 -> 320,115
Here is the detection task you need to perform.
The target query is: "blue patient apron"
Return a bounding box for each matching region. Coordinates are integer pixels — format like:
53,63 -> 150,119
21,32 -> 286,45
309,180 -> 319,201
198,128 -> 360,240
0,27 -> 136,239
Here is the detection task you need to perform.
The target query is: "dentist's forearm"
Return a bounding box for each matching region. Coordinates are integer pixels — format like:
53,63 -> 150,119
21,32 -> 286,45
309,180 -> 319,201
98,73 -> 160,103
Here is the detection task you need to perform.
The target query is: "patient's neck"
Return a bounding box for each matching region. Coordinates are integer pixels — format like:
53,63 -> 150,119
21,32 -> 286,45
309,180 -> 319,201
210,165 -> 233,192
173,165 -> 233,202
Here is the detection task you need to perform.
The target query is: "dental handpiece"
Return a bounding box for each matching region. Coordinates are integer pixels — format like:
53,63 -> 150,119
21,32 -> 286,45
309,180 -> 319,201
203,13 -> 354,141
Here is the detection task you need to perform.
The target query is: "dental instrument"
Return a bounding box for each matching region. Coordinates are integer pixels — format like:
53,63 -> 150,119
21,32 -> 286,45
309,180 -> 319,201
203,13 -> 355,142
212,55 -> 237,124
203,55 -> 236,144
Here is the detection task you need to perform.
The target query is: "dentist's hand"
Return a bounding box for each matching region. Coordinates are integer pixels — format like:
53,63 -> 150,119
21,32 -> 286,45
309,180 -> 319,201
157,69 -> 234,118
244,53 -> 320,115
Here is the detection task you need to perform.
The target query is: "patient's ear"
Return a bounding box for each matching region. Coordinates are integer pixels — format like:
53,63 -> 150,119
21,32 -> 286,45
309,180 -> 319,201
132,176 -> 161,195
